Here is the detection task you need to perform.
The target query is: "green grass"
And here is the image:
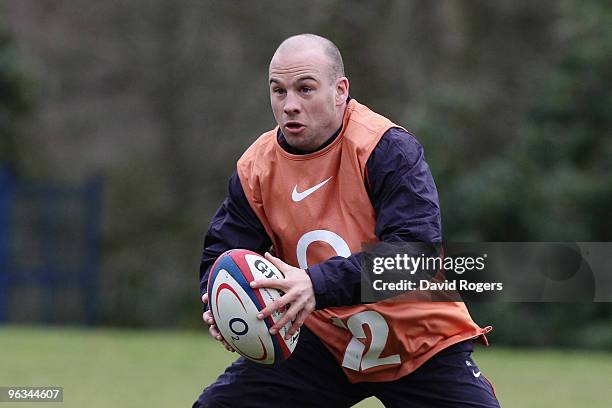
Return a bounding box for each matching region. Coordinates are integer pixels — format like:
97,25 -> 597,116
1,326 -> 611,407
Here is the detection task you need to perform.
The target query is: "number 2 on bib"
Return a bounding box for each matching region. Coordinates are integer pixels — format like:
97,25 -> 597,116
341,311 -> 400,371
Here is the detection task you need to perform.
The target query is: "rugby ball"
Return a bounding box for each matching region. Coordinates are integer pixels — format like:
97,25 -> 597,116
207,249 -> 300,364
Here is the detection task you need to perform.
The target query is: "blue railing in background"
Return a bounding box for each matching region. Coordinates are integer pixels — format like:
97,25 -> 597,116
0,168 -> 102,324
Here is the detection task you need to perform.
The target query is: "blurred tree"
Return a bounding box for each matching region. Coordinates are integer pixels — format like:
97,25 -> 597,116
443,0 -> 612,242
449,0 -> 612,349
0,29 -> 33,174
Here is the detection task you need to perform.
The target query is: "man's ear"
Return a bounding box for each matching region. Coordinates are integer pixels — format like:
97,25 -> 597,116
335,77 -> 349,105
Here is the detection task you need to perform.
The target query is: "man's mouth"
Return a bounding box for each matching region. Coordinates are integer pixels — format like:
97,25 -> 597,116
284,121 -> 306,134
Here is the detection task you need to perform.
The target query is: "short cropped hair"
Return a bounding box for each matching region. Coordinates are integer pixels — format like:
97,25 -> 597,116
277,34 -> 345,81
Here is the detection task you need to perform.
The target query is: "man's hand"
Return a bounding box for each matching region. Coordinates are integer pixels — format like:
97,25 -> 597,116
202,293 -> 235,352
250,252 -> 316,340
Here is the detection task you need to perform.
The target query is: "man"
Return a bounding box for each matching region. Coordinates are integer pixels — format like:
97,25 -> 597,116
194,34 -> 500,407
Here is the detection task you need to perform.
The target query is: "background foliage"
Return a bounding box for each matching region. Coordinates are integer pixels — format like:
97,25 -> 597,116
1,1 -> 610,347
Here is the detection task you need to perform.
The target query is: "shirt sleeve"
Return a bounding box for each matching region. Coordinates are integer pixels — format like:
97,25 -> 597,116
199,172 -> 272,299
306,127 -> 442,309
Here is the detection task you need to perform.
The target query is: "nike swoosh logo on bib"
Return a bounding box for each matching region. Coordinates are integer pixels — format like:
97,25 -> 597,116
291,177 -> 332,202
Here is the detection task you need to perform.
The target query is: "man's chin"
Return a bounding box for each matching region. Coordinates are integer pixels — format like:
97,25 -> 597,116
284,135 -> 316,152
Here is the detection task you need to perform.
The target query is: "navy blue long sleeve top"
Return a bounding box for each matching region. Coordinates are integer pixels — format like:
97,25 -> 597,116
200,125 -> 442,310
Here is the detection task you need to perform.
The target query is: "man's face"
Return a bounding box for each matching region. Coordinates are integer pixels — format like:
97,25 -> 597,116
269,49 -> 346,151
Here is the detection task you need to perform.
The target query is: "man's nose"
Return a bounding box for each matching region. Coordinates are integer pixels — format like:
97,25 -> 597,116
283,92 -> 301,115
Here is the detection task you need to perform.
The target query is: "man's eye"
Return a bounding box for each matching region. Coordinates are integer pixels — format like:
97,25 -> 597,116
301,87 -> 313,94
273,88 -> 286,95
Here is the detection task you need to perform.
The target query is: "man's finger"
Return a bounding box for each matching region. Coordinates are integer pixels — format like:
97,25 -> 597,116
221,340 -> 235,352
202,293 -> 208,304
211,326 -> 225,343
257,295 -> 291,321
203,310 -> 214,325
264,251 -> 288,272
286,309 -> 307,339
250,278 -> 285,290
269,301 -> 300,334
209,325 -> 236,352
209,324 -> 221,338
